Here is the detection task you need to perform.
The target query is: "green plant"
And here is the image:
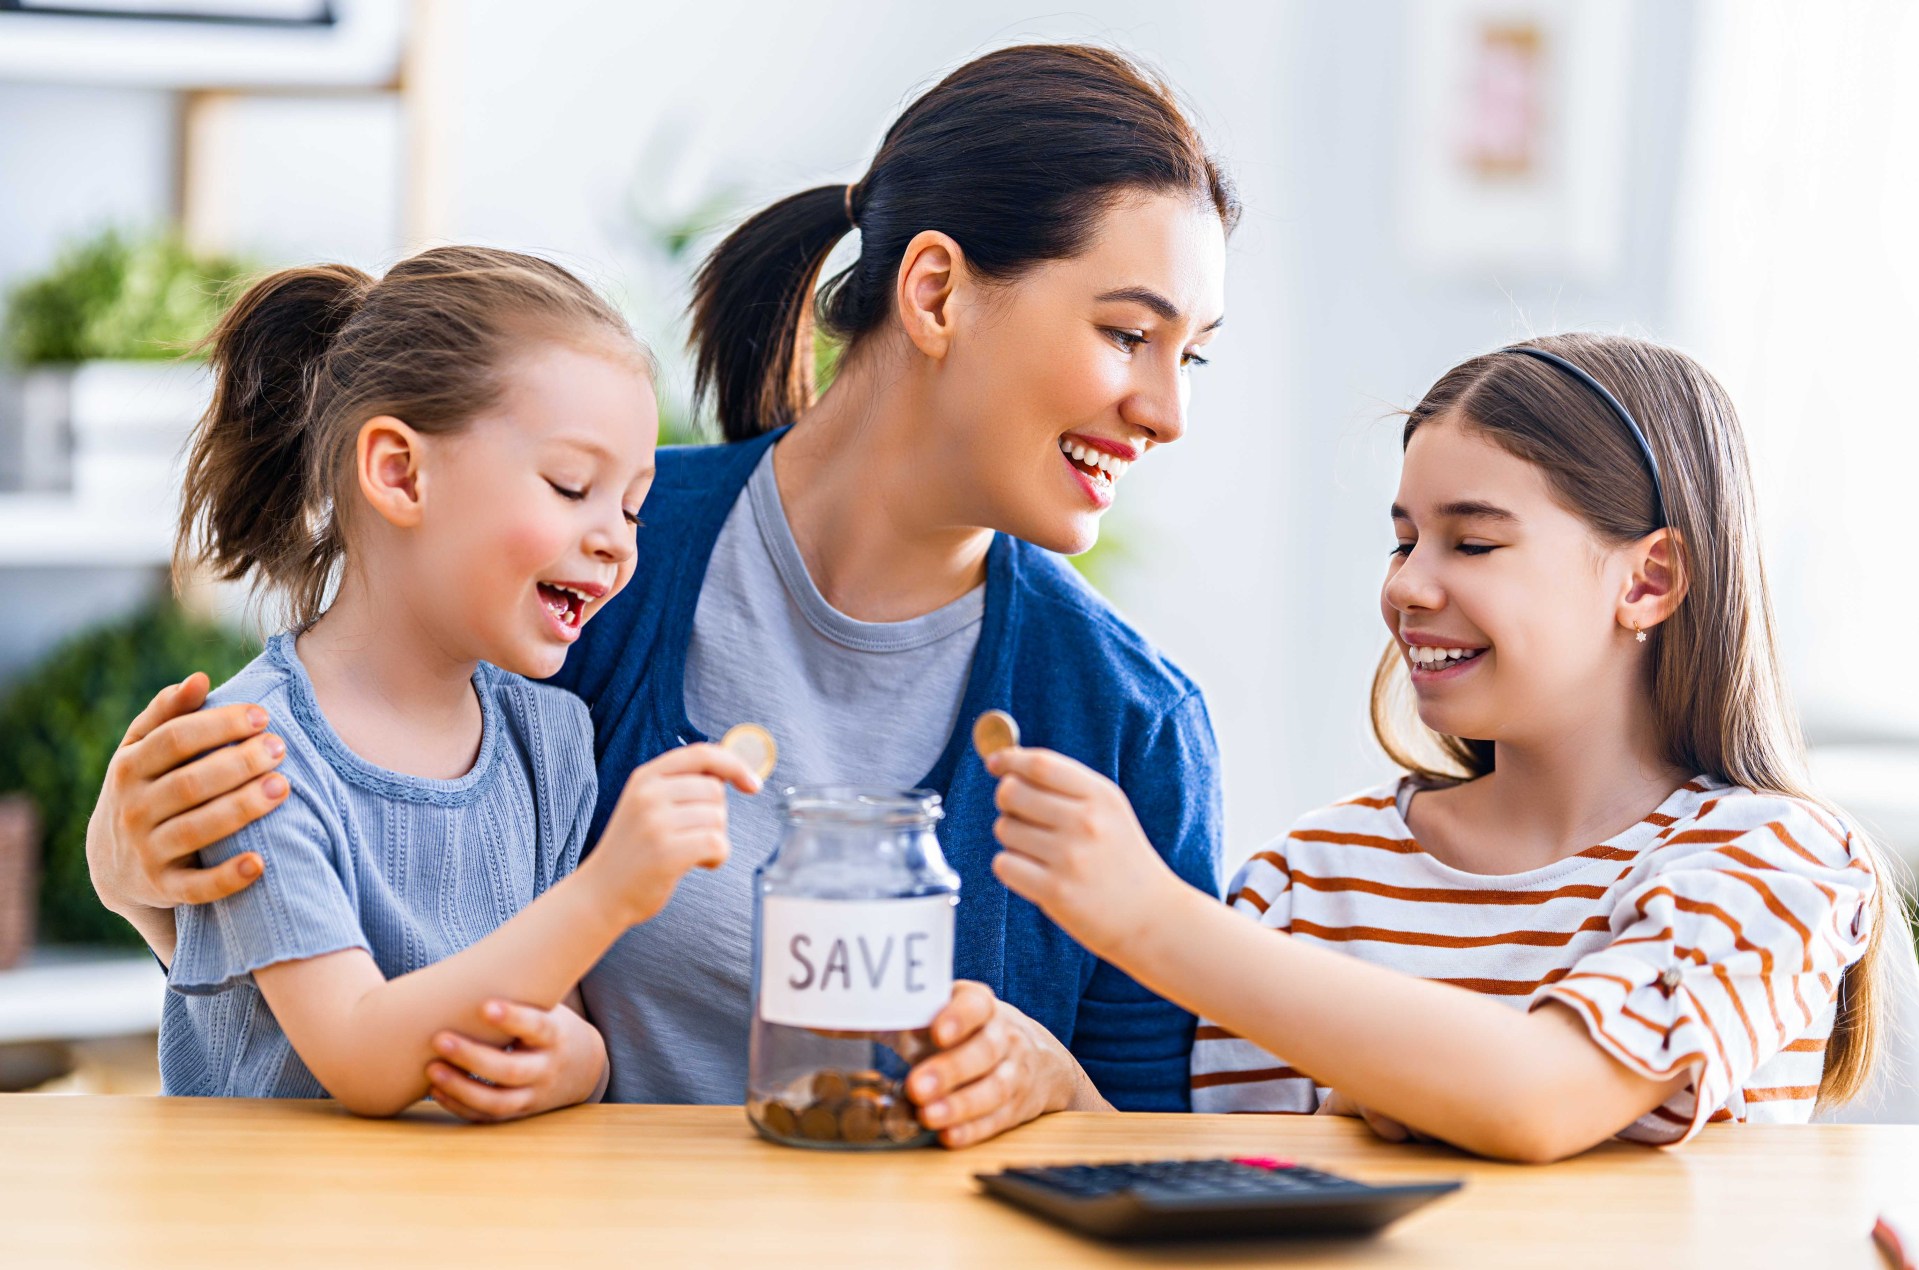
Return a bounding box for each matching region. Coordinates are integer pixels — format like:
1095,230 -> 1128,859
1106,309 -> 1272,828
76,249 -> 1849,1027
0,601 -> 260,946
3,227 -> 250,367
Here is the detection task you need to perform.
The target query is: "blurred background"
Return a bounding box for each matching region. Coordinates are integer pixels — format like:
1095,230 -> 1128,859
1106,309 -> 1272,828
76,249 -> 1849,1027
0,0 -> 1913,1102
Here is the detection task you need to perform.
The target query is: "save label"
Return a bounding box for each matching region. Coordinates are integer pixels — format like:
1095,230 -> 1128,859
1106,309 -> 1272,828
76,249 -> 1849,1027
757,895 -> 956,1030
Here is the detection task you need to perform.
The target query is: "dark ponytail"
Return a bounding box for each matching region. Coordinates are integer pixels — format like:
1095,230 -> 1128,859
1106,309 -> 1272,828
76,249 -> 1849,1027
690,43 -> 1238,441
177,264 -> 370,623
176,246 -> 644,625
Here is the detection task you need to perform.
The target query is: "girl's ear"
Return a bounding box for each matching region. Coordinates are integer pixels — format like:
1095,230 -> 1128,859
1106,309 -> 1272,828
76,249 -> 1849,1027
893,230 -> 966,361
1618,527 -> 1689,634
356,415 -> 427,529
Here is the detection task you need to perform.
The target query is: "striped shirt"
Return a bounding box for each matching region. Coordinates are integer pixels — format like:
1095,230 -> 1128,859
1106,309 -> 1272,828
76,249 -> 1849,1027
1191,776 -> 1875,1144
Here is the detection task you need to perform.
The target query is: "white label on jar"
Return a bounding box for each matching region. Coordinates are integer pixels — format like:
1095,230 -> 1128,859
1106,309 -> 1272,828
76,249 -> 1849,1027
758,895 -> 955,1030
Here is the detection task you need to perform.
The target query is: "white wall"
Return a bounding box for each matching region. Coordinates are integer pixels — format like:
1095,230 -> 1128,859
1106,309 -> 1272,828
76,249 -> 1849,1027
0,82 -> 182,680
441,0 -> 1299,864
1259,0 -> 1700,862
434,0 -> 1702,867
0,0 -> 1704,866
0,82 -> 176,292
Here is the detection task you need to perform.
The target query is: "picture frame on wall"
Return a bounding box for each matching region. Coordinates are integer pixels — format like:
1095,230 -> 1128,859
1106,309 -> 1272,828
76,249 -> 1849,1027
1396,0 -> 1632,284
0,0 -> 398,86
0,1 -> 332,23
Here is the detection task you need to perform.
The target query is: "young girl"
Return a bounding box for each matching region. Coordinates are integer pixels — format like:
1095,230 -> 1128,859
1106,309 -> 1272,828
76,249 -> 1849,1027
984,332 -> 1905,1161
156,246 -> 760,1117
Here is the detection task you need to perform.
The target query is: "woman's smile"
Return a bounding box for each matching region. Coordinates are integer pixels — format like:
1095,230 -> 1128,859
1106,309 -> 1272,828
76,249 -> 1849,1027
1057,433 -> 1138,509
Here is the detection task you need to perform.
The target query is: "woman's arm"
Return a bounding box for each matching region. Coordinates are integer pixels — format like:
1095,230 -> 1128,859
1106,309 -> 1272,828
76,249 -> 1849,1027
87,673 -> 290,963
987,747 -> 1687,1163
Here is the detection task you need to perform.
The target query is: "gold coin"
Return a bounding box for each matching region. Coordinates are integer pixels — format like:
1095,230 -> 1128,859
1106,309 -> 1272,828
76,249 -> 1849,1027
756,1099 -> 799,1139
720,722 -> 777,781
882,1099 -> 925,1144
972,709 -> 1020,759
838,1099 -> 882,1144
797,1103 -> 841,1141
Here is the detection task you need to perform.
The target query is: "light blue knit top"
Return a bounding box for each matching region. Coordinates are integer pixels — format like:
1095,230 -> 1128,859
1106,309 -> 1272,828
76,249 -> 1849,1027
158,632 -> 597,1098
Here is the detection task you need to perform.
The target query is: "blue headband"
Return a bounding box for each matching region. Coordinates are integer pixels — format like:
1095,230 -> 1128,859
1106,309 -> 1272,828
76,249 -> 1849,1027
1502,345 -> 1668,529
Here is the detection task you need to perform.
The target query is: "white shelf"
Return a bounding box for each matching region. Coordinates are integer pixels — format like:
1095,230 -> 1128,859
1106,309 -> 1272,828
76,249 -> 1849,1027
0,0 -> 405,89
0,493 -> 174,569
0,952 -> 164,1045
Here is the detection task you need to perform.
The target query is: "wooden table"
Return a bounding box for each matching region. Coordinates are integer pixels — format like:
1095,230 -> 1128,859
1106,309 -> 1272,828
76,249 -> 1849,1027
1,1097 -> 1910,1268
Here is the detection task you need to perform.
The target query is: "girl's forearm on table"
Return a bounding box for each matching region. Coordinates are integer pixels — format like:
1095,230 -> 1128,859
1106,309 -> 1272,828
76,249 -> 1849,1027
1128,884 -> 1682,1160
259,870 -> 627,1116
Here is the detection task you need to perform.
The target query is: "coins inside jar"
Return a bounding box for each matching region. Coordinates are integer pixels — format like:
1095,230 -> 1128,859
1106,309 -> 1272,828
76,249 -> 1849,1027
971,709 -> 1020,760
720,722 -> 778,781
747,1059 -> 931,1148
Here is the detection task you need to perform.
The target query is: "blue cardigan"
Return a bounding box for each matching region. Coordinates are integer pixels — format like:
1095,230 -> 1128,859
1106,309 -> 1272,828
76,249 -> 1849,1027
548,429 -> 1223,1111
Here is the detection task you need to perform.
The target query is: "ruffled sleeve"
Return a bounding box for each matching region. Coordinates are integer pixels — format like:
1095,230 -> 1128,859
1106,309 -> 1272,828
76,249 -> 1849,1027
1534,793 -> 1874,1144
169,754 -> 370,996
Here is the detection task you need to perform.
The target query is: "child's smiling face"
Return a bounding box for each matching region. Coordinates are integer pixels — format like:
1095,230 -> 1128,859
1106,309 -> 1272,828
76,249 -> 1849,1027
1380,414 -> 1648,746
405,340 -> 658,680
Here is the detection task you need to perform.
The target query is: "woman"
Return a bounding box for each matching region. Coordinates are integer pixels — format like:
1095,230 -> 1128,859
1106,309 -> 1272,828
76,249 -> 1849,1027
87,43 -> 1236,1146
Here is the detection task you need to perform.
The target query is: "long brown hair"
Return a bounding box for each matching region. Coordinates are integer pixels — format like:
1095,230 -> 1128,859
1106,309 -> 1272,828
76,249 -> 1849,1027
688,42 -> 1238,440
175,245 -> 644,625
1369,331 -> 1899,1105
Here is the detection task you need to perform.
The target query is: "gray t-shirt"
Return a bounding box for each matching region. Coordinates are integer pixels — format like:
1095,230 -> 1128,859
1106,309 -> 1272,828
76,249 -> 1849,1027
160,633 -> 595,1098
581,448 -> 984,1103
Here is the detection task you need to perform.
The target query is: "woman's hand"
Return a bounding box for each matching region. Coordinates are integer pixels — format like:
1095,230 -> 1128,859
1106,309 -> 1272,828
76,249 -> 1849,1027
904,980 -> 1108,1148
425,999 -> 609,1123
86,673 -> 291,954
984,746 -> 1188,964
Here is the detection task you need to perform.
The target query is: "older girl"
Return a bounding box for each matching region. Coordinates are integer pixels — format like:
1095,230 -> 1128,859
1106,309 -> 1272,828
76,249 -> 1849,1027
987,334 -> 1900,1160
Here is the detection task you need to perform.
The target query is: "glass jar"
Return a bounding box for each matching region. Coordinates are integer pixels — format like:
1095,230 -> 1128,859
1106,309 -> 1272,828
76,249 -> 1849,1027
746,787 -> 961,1150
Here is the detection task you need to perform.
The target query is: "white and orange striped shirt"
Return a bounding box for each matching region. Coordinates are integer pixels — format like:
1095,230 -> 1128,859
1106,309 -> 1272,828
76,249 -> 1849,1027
1190,777 -> 1875,1145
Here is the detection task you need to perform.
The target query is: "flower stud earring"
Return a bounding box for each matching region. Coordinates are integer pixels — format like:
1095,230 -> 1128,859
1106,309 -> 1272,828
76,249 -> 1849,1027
1634,622 -> 1647,644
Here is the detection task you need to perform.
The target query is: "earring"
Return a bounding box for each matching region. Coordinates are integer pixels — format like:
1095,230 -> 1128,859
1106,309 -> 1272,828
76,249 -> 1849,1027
1634,622 -> 1647,644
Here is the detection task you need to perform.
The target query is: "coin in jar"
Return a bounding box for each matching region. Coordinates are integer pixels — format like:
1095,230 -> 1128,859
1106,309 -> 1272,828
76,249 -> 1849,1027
839,1099 -> 883,1144
797,1103 -> 842,1141
883,1098 -> 924,1143
758,1100 -> 799,1139
811,1069 -> 851,1105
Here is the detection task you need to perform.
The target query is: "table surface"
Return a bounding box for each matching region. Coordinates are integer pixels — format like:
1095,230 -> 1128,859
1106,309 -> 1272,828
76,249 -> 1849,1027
1,1097 -> 1911,1268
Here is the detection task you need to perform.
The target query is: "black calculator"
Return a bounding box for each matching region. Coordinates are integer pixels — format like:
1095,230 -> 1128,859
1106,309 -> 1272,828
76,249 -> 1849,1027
975,1155 -> 1462,1241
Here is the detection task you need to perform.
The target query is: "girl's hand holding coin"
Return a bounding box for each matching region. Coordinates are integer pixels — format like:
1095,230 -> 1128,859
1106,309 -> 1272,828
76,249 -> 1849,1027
985,745 -> 1184,964
587,743 -> 763,927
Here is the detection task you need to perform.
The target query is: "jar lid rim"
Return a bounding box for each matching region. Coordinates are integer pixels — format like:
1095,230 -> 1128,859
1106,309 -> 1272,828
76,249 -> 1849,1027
777,785 -> 944,823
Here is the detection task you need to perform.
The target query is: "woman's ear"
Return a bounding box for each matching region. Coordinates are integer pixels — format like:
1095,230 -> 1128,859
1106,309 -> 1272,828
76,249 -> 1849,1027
356,415 -> 427,529
893,230 -> 966,360
1618,527 -> 1689,634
